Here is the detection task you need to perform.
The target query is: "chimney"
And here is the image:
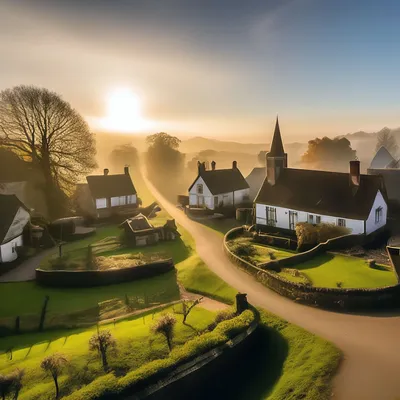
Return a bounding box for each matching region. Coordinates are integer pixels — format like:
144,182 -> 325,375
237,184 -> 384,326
104,168 -> 109,176
349,160 -> 360,188
211,161 -> 216,170
232,161 -> 238,169
197,161 -> 206,175
124,166 -> 129,175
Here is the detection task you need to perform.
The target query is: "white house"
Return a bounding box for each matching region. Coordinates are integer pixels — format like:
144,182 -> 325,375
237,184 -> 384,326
0,194 -> 30,263
188,161 -> 250,210
86,166 -> 138,218
254,118 -> 388,235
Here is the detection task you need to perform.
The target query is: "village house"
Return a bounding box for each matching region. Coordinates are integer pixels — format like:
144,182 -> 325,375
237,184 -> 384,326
120,213 -> 180,247
254,118 -> 388,235
81,166 -> 138,218
188,161 -> 250,210
0,194 -> 30,263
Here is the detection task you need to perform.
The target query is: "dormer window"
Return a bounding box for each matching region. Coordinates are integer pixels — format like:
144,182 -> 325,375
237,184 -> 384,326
197,184 -> 203,194
375,207 -> 383,223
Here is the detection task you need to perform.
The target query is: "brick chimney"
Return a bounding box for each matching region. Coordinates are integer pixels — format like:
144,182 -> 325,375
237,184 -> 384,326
349,160 -> 360,189
104,168 -> 109,176
124,166 -> 129,175
211,160 -> 216,170
232,161 -> 238,169
197,161 -> 206,175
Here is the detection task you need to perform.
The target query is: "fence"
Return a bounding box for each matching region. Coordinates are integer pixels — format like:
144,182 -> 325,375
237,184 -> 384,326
225,227 -> 400,310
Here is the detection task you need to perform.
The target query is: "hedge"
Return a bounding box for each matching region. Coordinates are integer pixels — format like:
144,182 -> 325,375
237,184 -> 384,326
225,227 -> 400,311
63,310 -> 256,400
35,259 -> 174,288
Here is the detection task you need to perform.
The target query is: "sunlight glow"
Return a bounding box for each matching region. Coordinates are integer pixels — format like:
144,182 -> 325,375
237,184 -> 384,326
100,88 -> 154,133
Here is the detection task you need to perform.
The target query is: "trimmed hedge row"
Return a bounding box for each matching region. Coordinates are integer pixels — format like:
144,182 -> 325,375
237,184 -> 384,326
63,309 -> 257,400
225,227 -> 400,311
35,259 -> 174,288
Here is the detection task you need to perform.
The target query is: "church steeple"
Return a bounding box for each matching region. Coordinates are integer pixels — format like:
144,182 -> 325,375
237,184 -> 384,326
268,116 -> 285,157
266,116 -> 287,186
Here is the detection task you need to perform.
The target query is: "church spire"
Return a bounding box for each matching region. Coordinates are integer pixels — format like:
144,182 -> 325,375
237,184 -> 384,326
268,116 -> 285,157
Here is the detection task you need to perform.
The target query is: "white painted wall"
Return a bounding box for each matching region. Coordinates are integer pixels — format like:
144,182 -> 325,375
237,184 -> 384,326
3,207 -> 30,243
255,203 -> 365,234
189,176 -> 250,210
0,234 -> 23,263
365,190 -> 387,234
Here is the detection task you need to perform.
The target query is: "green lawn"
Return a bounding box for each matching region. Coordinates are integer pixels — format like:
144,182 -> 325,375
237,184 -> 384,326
0,272 -> 180,319
184,309 -> 341,400
0,305 -> 216,400
286,253 -> 397,288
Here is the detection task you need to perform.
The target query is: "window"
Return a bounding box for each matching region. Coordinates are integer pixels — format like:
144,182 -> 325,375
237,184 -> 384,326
308,214 -> 314,224
266,207 -> 277,226
337,218 -> 346,227
197,184 -> 203,194
375,207 -> 383,223
127,195 -> 136,204
316,216 -> 321,224
95,198 -> 107,209
12,246 -> 15,253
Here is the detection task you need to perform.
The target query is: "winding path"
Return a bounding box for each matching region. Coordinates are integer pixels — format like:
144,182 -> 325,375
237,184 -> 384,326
144,176 -> 400,400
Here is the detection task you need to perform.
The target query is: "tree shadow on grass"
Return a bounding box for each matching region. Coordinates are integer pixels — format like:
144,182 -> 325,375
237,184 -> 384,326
295,253 -> 334,272
188,325 -> 288,400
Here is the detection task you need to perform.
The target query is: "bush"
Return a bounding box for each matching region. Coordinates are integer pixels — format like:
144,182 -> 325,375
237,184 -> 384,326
317,223 -> 350,243
336,281 -> 343,288
230,242 -> 257,259
367,259 -> 376,268
268,251 -> 276,260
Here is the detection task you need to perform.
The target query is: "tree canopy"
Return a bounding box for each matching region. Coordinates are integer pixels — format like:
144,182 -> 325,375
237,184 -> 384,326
375,128 -> 398,156
301,137 -> 357,171
0,85 -> 97,217
109,143 -> 138,171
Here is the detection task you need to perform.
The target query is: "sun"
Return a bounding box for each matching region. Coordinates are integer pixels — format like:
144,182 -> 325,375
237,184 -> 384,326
100,88 -> 153,133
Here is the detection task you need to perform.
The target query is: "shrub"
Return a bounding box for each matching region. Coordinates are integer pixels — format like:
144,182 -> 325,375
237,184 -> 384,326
367,259 -> 376,268
268,251 -> 276,260
317,223 -> 350,243
41,353 -> 68,399
151,314 -> 177,351
230,242 -> 257,259
89,330 -> 116,372
336,281 -> 343,288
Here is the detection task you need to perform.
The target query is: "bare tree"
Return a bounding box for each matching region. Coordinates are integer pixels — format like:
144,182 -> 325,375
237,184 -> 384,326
89,329 -> 116,372
40,354 -> 68,399
182,298 -> 202,324
151,313 -> 177,351
0,85 -> 97,217
376,128 -> 398,156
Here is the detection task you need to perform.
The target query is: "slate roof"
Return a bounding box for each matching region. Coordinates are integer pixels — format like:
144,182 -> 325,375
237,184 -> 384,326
255,168 -> 386,220
246,167 -> 266,200
268,117 -> 285,157
189,168 -> 249,195
86,173 -> 136,199
369,146 -> 396,169
0,194 -> 28,243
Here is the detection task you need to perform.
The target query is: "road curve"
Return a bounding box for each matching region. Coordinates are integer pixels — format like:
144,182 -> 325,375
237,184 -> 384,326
143,176 -> 400,400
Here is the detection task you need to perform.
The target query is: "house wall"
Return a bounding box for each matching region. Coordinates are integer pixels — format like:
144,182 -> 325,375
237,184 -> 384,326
0,234 -> 23,263
365,190 -> 387,234
3,207 -> 30,243
189,176 -> 250,210
255,203 -> 365,234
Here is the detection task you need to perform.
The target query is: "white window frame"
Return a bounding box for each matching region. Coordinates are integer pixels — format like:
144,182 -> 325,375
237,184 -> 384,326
127,195 -> 136,204
337,218 -> 346,227
96,198 -> 107,209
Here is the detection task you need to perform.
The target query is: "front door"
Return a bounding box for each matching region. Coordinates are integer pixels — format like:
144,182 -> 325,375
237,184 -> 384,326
214,196 -> 219,209
198,196 -> 204,207
289,211 -> 298,230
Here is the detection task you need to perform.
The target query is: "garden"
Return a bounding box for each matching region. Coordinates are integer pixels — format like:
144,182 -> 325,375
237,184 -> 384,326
227,231 -> 398,289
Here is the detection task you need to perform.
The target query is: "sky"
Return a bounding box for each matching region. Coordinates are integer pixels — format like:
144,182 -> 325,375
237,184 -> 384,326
1,0 -> 400,142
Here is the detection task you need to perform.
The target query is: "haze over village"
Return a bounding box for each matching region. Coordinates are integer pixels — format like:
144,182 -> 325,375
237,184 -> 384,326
1,1 -> 400,400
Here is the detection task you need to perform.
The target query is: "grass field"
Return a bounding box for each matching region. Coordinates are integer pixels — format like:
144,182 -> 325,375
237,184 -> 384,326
286,253 -> 398,288
0,305 -> 216,400
186,309 -> 341,400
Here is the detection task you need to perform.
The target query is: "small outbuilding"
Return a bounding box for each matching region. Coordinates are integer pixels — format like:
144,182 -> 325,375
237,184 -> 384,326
0,194 -> 30,263
120,213 -> 180,247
